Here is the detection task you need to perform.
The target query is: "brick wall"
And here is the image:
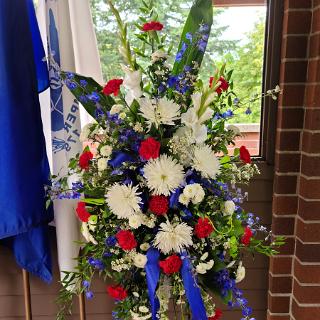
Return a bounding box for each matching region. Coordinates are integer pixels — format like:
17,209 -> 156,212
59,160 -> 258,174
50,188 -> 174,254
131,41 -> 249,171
268,1 -> 320,319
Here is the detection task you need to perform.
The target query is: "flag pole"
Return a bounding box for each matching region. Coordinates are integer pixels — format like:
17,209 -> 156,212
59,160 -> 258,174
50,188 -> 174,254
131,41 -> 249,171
79,292 -> 86,320
22,269 -> 32,320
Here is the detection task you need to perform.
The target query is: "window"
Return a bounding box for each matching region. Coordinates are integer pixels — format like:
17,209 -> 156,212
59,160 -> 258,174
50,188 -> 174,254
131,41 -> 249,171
90,0 -> 281,160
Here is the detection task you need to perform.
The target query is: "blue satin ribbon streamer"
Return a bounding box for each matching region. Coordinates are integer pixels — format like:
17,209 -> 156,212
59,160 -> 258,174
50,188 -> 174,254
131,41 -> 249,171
108,151 -> 135,168
145,248 -> 161,320
180,252 -> 208,320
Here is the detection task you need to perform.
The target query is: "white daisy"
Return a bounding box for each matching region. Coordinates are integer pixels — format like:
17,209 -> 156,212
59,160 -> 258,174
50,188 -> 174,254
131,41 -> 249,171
143,155 -> 184,196
192,145 -> 220,179
105,183 -> 142,219
154,220 -> 193,254
139,97 -> 180,129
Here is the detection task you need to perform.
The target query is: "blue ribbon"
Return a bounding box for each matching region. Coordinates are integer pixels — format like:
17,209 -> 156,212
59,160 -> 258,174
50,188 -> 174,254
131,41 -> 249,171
108,151 -> 135,168
180,252 -> 208,320
145,248 -> 207,320
145,248 -> 160,320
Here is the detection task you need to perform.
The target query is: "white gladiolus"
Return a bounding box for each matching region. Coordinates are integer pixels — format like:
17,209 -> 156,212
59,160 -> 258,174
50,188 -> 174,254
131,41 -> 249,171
80,123 -> 94,142
236,261 -> 246,283
223,200 -> 236,216
196,260 -> 214,274
81,222 -> 97,245
133,253 -> 147,268
122,65 -> 142,105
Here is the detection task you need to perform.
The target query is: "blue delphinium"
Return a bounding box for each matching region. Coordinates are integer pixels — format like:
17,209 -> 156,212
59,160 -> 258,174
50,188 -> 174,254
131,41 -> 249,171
245,107 -> 252,115
88,257 -> 105,270
80,79 -> 88,87
105,236 -> 117,247
66,80 -> 77,90
175,42 -> 188,62
87,92 -> 100,102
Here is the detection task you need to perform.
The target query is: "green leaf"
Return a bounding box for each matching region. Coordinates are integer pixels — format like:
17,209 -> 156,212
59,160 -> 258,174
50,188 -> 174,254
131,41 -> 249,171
80,198 -> 105,205
172,0 -> 213,78
61,71 -> 115,120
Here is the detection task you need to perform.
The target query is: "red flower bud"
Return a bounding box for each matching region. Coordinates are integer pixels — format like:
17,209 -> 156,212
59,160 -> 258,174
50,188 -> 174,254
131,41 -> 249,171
239,145 -> 251,164
139,137 -> 161,160
79,150 -> 93,170
142,21 -> 164,32
76,202 -> 91,222
107,285 -> 128,300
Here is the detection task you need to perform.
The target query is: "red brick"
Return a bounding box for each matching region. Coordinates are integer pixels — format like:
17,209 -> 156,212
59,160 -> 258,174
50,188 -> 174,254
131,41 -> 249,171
292,298 -> 320,320
279,84 -> 305,107
280,61 -> 308,83
282,35 -> 308,59
269,275 -> 293,293
277,237 -> 295,255
304,84 -> 320,108
283,10 -> 312,35
299,176 -> 320,199
272,216 -> 295,235
269,256 -> 292,274
293,280 -> 320,304
284,0 -> 312,9
301,154 -> 320,176
312,8 -> 320,33
273,195 -> 298,215
268,294 -> 290,313
309,33 -> 320,58
297,197 -> 320,220
275,153 -> 301,173
274,175 -> 298,194
304,108 -> 320,130
306,62 -> 320,85
294,258 -> 320,283
267,314 -> 290,320
296,239 -> 320,262
277,107 -> 304,129
302,131 -> 320,154
296,218 -> 320,242
276,131 -> 301,151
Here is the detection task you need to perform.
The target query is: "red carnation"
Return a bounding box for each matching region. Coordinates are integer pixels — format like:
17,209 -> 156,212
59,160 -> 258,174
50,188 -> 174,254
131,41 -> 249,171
149,195 -> 169,216
209,76 -> 229,94
116,230 -> 137,251
159,255 -> 182,274
76,202 -> 91,222
102,79 -> 123,96
195,217 -> 214,239
239,146 -> 251,164
241,226 -> 253,246
208,308 -> 223,320
107,285 -> 128,300
79,150 -> 93,170
139,137 -> 161,160
142,21 -> 164,32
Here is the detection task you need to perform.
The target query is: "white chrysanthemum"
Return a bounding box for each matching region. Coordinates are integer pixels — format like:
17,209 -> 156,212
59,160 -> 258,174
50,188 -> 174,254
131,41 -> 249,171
196,260 -> 214,274
97,158 -> 108,172
143,155 -> 184,196
129,214 -> 144,229
192,145 -> 220,179
100,145 -> 112,157
154,220 -> 193,254
105,183 -> 142,219
110,104 -> 123,115
236,261 -> 246,283
139,97 -> 180,129
133,253 -> 148,268
223,200 -> 236,216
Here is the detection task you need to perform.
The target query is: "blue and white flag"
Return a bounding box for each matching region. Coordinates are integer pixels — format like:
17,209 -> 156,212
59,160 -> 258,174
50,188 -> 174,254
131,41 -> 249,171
37,0 -> 103,280
0,0 -> 53,282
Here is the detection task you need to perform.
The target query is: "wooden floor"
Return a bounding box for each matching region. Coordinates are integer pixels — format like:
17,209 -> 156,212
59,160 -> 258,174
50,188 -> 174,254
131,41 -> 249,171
0,163 -> 273,320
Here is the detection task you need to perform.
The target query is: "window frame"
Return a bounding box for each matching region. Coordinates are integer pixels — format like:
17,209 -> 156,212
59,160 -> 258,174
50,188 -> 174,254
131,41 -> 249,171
212,0 -> 283,163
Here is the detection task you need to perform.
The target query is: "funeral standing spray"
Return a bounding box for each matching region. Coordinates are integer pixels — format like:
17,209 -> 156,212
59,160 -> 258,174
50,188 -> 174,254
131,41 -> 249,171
48,0 -> 284,319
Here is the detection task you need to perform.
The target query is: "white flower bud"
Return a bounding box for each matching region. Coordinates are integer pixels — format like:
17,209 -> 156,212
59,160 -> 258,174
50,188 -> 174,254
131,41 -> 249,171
223,200 -> 236,216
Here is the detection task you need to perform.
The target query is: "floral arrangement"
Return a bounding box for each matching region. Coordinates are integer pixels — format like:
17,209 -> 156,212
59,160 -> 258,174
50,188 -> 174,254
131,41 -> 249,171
50,1 -> 284,319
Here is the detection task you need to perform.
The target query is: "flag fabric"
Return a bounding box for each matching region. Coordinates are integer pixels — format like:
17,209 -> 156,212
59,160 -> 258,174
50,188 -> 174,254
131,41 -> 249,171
0,0 -> 53,282
37,0 -> 103,280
